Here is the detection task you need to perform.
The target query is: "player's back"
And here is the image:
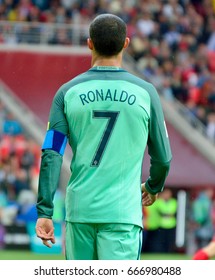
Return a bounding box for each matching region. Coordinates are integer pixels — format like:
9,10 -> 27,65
63,66 -> 153,227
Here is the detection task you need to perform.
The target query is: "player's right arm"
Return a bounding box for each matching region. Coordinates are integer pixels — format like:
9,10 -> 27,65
141,182 -> 157,206
145,84 -> 172,195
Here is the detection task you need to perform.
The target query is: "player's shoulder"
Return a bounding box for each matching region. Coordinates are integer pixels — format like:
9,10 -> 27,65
57,70 -> 91,96
125,71 -> 158,95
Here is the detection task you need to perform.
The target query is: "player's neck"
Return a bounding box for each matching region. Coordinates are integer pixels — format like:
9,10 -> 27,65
91,52 -> 123,68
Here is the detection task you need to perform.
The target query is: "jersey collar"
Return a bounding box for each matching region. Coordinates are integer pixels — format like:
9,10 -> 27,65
90,66 -> 126,72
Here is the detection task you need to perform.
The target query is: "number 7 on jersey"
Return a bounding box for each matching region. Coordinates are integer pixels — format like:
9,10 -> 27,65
91,110 -> 120,167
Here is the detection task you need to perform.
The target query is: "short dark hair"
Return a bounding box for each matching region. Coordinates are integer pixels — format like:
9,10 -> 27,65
89,14 -> 127,57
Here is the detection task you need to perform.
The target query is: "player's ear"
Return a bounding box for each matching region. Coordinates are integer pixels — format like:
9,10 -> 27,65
87,38 -> 94,50
123,37 -> 130,49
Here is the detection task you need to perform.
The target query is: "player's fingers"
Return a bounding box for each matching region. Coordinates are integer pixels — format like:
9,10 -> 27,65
39,233 -> 55,247
35,226 -> 43,234
142,192 -> 148,199
142,200 -> 151,206
48,228 -> 55,237
35,227 -> 47,239
37,233 -> 52,240
142,195 -> 154,206
42,239 -> 52,248
142,198 -> 150,206
142,192 -> 149,200
143,194 -> 158,206
36,229 -> 53,240
145,201 -> 153,206
51,237 -> 56,244
143,201 -> 153,207
46,228 -> 55,244
49,234 -> 56,244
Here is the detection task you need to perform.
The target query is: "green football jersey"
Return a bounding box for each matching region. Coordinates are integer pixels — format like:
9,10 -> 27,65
37,66 -> 172,228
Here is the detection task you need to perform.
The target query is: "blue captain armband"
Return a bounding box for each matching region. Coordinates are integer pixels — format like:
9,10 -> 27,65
42,129 -> 67,156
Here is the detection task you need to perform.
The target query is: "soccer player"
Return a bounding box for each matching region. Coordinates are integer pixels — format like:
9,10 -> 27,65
193,237 -> 215,260
35,14 -> 172,260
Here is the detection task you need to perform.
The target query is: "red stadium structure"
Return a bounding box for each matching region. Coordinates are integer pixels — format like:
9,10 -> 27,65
0,46 -> 215,188
0,47 -> 91,123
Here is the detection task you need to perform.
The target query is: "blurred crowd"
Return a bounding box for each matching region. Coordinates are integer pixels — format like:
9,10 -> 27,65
0,0 -> 215,142
0,100 -> 41,229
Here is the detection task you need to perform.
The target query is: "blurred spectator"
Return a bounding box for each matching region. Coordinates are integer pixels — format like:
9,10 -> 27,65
155,188 -> 178,253
0,101 -> 7,135
191,188 -> 214,249
48,27 -> 71,45
3,113 -> 22,136
142,201 -> 160,253
164,23 -> 181,48
137,51 -> 158,79
207,19 -> 215,51
16,189 -> 37,224
136,11 -> 156,37
32,0 -> 49,11
20,139 -> 36,172
206,112 -> 215,143
142,188 -> 178,254
0,157 -> 16,201
0,222 -> 5,249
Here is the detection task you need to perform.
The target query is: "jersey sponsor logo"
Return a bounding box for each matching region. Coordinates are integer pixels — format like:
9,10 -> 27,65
79,89 -> 136,106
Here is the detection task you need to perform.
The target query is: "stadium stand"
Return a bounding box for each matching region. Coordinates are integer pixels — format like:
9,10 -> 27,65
0,98 -> 40,237
0,0 -> 215,255
0,0 -> 215,142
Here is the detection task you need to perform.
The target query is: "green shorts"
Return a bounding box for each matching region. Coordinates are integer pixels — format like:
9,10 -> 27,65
65,222 -> 142,260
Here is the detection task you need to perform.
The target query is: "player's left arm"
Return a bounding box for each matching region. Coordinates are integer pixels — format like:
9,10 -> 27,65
35,218 -> 55,248
36,85 -> 69,222
145,84 -> 172,195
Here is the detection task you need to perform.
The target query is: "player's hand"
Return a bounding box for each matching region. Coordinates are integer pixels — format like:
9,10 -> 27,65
141,183 -> 158,207
35,218 -> 55,248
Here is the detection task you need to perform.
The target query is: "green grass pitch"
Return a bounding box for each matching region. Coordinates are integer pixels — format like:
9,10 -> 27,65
0,250 -> 191,260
